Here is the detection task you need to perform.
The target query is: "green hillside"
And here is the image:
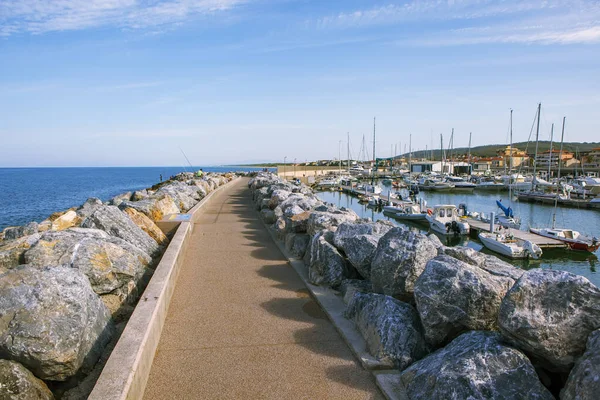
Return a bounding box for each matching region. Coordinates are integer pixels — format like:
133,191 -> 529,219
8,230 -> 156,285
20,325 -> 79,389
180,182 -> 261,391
404,141 -> 600,160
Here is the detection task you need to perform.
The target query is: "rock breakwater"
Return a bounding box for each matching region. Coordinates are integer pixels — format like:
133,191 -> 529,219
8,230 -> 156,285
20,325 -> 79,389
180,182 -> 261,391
250,172 -> 600,399
0,171 -> 237,399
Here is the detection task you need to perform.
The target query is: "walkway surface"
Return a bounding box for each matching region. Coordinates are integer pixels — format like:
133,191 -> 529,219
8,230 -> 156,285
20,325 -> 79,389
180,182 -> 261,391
144,178 -> 382,399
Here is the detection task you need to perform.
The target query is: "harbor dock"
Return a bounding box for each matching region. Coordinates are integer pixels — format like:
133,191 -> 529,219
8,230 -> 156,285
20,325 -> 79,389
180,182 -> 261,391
465,218 -> 568,249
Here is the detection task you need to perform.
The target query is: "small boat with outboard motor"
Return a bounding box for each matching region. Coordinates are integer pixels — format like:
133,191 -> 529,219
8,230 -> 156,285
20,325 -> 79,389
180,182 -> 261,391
426,204 -> 470,236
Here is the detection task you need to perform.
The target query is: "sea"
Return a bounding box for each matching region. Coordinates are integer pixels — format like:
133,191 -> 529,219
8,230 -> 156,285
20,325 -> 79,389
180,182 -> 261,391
0,166 -> 269,230
317,185 -> 600,288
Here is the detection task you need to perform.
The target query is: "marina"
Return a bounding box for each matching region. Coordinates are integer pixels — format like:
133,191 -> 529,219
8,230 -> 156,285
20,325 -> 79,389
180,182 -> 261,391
315,183 -> 600,288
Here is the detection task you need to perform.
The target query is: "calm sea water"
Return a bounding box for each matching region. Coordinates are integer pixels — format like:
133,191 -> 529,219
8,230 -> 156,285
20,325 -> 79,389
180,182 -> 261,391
317,183 -> 600,288
0,166 -> 268,230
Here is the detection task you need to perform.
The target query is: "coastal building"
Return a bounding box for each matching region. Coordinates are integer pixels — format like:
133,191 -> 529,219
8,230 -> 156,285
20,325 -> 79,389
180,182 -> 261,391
410,161 -> 471,174
535,150 -> 575,169
471,156 -> 504,173
582,147 -> 600,169
497,146 -> 529,168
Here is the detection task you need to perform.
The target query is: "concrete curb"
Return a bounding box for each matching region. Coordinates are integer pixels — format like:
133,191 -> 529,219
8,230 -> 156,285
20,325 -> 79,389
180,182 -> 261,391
261,220 -> 405,400
89,177 -> 240,400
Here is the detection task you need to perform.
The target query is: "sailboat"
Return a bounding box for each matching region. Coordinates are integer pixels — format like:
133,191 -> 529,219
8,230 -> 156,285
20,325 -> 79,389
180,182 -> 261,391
530,116 -> 600,252
496,109 -> 521,229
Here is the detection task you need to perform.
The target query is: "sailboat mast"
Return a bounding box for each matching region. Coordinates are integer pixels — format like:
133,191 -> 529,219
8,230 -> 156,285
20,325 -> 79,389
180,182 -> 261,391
468,132 -> 472,175
532,103 -> 541,191
548,123 -> 554,179
347,132 -> 350,172
409,134 -> 412,179
508,110 -> 513,201
372,117 -> 376,184
440,133 -> 444,175
449,128 -> 454,174
553,117 -> 566,229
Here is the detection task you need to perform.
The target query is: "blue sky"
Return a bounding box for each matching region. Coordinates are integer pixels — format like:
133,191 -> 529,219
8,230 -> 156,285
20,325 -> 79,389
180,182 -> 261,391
1,0 -> 599,166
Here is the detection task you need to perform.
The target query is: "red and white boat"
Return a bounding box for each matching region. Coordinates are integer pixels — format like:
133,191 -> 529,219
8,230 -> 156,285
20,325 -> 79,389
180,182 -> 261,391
530,228 -> 599,252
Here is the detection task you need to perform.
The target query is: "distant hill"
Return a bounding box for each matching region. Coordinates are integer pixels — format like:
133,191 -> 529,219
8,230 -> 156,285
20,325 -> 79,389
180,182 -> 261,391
402,141 -> 600,160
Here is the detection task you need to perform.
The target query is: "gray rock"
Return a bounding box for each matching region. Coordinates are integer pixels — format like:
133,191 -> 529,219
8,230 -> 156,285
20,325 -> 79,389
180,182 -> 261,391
260,198 -> 271,210
339,279 -> 373,304
0,266 -> 113,381
284,233 -> 310,258
269,189 -> 291,209
260,209 -> 277,224
439,246 -> 524,280
345,292 -> 428,370
109,192 -> 132,206
307,205 -> 359,235
81,205 -> 160,257
370,228 -> 439,302
286,210 -> 311,233
24,228 -> 151,296
2,222 -> 38,241
273,217 -> 287,240
0,359 -> 54,399
561,329 -> 600,400
414,255 -> 515,347
498,269 -> 600,373
307,230 -> 354,287
333,221 -> 394,280
76,198 -> 103,219
155,182 -> 199,212
119,195 -> 180,222
399,331 -> 553,400
0,234 -> 41,272
253,187 -> 270,210
131,189 -> 149,201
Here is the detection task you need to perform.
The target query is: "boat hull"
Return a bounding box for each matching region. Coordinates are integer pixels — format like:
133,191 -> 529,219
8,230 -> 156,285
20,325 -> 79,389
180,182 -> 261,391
479,233 -> 530,259
530,228 -> 600,252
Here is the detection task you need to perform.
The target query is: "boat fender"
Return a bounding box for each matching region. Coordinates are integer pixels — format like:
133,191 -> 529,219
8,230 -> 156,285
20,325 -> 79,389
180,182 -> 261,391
427,209 -> 433,215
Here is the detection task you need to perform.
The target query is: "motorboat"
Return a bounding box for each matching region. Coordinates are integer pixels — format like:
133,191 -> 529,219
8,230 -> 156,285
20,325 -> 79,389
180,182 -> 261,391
530,228 -> 600,252
357,183 -> 382,195
385,203 -> 428,222
445,176 -> 476,191
479,232 -> 543,259
419,179 -> 454,191
318,177 -> 339,189
426,205 -> 470,236
475,179 -> 506,191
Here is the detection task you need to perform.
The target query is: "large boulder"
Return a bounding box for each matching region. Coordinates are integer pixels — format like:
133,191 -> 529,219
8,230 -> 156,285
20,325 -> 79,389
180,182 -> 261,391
81,205 -> 160,257
306,230 -> 355,287
399,331 -> 553,400
268,189 -> 291,209
339,279 -> 373,304
333,221 -> 394,279
108,192 -> 132,206
370,228 -> 439,302
284,233 -> 310,258
439,246 -> 524,280
345,292 -> 428,370
155,182 -> 199,212
131,189 -> 149,201
414,255 -> 516,348
118,195 -> 180,222
0,234 -> 40,272
24,228 -> 152,302
0,266 -> 113,381
51,210 -> 81,231
286,211 -> 311,233
561,329 -> 600,400
75,198 -> 103,220
122,207 -> 168,246
2,222 -> 38,241
0,360 -> 54,400
260,209 -> 277,224
306,205 -> 359,235
498,269 -> 600,373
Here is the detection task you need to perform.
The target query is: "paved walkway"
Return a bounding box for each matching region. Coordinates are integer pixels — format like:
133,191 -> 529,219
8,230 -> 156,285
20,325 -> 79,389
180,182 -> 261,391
144,178 -> 382,399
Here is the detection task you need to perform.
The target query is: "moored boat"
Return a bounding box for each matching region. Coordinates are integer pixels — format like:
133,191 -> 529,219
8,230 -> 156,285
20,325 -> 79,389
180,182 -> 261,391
426,204 -> 470,236
479,231 -> 542,259
530,228 -> 599,252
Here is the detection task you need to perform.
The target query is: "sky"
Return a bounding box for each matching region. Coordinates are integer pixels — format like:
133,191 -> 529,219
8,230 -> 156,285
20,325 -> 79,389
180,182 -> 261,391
1,0 -> 599,167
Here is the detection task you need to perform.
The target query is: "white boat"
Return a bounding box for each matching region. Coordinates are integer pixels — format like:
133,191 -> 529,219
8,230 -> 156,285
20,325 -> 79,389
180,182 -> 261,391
426,205 -> 470,236
530,228 -> 600,252
318,177 -> 339,188
479,232 -> 542,259
496,214 -> 521,230
385,203 -> 428,222
419,179 -> 454,191
445,176 -> 476,190
475,180 -> 506,191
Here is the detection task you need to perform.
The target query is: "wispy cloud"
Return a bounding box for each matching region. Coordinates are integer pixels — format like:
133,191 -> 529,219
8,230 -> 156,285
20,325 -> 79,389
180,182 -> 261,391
0,0 -> 246,36
314,0 -> 600,46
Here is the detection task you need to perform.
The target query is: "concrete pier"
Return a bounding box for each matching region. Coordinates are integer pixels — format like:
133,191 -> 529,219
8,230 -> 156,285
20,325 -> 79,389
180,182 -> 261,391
142,179 -> 382,399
